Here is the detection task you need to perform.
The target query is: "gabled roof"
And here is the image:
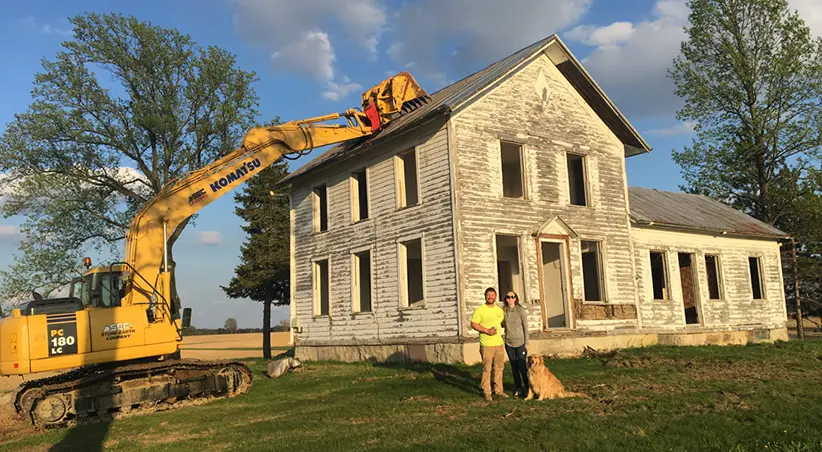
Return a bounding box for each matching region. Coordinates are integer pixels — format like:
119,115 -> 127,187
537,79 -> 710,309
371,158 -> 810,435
628,186 -> 788,239
278,34 -> 651,186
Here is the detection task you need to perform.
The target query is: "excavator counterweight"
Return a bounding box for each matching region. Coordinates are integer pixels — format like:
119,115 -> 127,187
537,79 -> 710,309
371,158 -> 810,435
0,72 -> 429,428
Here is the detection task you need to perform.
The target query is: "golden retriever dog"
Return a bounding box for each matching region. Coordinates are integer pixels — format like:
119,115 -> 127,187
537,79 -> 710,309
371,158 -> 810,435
525,354 -> 587,400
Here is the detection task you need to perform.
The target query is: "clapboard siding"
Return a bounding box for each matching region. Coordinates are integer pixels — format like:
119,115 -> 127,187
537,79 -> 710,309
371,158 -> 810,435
290,119 -> 460,343
632,227 -> 787,329
452,53 -> 638,334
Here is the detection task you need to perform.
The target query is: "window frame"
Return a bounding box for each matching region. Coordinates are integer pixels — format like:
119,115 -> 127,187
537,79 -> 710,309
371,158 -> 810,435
748,255 -> 766,300
397,234 -> 426,310
312,184 -> 329,233
579,239 -> 607,303
351,246 -> 374,314
312,257 -> 331,317
704,254 -> 724,300
350,167 -> 371,223
499,140 -> 527,200
566,152 -> 590,207
649,250 -> 671,301
395,147 -> 421,210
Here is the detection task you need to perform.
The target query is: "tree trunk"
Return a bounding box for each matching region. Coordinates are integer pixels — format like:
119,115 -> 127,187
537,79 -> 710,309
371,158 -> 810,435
792,237 -> 805,340
263,293 -> 272,359
755,150 -> 769,222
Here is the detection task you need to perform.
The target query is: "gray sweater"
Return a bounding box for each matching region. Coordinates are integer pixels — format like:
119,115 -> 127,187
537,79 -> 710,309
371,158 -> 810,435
502,305 -> 529,348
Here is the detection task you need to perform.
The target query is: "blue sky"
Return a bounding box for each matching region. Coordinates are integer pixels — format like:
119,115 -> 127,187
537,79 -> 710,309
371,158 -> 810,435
1,0 -> 819,328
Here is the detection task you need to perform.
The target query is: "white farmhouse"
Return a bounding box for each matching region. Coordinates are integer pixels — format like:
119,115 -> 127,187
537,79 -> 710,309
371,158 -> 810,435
276,34 -> 789,364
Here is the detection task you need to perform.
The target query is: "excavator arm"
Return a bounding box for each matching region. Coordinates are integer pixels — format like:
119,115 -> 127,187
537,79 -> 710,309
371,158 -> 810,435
122,72 -> 429,321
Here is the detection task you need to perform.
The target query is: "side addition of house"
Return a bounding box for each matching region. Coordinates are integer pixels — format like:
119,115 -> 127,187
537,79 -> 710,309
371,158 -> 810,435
276,34 -> 789,364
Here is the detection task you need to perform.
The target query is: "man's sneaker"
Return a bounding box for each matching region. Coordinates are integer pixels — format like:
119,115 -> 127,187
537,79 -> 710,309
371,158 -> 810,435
495,392 -> 509,399
484,393 -> 493,401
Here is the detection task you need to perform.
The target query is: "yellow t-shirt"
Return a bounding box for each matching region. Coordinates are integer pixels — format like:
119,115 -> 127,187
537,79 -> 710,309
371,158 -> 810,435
471,303 -> 505,347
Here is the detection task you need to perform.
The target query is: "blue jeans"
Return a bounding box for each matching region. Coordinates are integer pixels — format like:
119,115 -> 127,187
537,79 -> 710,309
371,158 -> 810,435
505,344 -> 529,395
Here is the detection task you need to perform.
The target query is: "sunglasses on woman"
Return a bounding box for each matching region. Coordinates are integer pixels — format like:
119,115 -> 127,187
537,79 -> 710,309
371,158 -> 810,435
505,295 -> 517,299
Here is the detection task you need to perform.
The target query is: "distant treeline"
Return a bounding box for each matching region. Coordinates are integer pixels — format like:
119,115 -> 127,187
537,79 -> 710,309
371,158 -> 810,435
181,325 -> 290,336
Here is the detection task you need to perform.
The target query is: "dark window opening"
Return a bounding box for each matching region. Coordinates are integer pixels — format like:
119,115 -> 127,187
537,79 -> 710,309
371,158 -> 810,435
500,141 -> 524,198
749,257 -> 764,299
567,153 -> 587,206
315,260 -> 329,316
313,185 -> 328,232
679,253 -> 699,325
398,150 -> 419,207
650,251 -> 669,300
705,255 -> 722,300
581,240 -> 604,302
353,251 -> 372,312
402,238 -> 424,306
352,169 -> 369,221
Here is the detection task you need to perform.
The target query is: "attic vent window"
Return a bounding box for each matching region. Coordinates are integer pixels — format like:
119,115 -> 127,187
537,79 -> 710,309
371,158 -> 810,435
534,69 -> 551,107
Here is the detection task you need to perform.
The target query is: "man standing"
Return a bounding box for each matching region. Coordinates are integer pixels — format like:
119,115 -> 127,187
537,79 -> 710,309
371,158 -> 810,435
471,287 -> 507,401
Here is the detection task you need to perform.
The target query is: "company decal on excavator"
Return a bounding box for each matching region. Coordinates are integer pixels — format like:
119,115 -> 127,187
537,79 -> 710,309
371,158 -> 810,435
47,313 -> 78,356
102,322 -> 136,341
209,158 -> 262,193
188,188 -> 207,206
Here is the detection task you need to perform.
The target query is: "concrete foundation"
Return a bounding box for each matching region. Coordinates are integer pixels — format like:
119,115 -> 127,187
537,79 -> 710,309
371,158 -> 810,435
294,326 -> 789,365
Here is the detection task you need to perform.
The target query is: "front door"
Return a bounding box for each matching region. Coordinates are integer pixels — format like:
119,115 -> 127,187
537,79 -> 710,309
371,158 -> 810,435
539,241 -> 568,328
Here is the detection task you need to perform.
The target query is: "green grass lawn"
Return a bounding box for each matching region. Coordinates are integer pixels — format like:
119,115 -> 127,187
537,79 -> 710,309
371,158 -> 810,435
5,340 -> 822,452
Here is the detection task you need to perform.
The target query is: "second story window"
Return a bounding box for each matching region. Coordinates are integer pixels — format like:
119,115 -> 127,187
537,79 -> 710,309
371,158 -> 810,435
567,153 -> 588,206
351,168 -> 369,222
396,148 -> 420,208
313,184 -> 328,232
500,141 -> 524,198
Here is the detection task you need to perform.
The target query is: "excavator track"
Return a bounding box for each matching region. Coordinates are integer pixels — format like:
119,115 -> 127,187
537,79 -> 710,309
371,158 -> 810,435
13,359 -> 253,429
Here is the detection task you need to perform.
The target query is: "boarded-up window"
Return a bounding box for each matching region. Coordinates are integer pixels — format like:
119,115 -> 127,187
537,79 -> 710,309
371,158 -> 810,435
351,169 -> 369,222
705,255 -> 722,300
567,153 -> 587,206
313,259 -> 329,316
313,185 -> 328,232
749,257 -> 764,299
500,141 -> 524,198
581,240 -> 604,302
400,238 -> 424,307
352,250 -> 372,312
397,149 -> 419,208
650,251 -> 669,300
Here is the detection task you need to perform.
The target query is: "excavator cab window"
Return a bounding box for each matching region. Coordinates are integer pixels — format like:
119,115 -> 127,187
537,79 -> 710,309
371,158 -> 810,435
85,271 -> 123,308
69,277 -> 90,307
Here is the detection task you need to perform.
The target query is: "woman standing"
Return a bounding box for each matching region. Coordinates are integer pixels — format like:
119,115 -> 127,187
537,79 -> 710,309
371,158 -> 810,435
502,291 -> 530,398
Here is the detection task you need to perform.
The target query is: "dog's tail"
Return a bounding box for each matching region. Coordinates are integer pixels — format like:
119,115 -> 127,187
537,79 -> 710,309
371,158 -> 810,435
561,391 -> 589,399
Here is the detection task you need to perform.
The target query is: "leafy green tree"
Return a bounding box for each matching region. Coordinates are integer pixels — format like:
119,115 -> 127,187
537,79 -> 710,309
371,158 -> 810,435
221,139 -> 290,359
0,13 -> 259,307
668,0 -> 822,318
223,317 -> 239,334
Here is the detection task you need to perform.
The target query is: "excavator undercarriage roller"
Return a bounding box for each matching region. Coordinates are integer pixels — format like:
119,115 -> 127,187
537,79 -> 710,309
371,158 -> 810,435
14,359 -> 252,428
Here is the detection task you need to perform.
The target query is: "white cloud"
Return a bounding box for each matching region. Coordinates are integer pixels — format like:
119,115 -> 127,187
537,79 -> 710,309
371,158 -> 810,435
196,231 -> 223,246
566,0 -> 689,119
567,21 -> 635,47
322,77 -> 363,101
790,0 -> 822,38
270,31 -> 336,81
16,17 -> 71,36
231,0 -> 385,81
644,121 -> 696,136
386,0 -> 591,82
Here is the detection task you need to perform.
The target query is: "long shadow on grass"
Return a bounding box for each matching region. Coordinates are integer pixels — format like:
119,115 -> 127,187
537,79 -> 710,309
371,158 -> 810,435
373,356 -> 481,396
48,421 -> 110,452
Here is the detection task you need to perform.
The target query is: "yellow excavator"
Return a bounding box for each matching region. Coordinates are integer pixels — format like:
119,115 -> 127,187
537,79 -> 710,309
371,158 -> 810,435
0,72 -> 428,428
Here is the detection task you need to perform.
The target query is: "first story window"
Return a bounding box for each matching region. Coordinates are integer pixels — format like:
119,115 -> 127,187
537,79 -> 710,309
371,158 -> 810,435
580,240 -> 605,302
704,255 -> 723,300
313,259 -> 330,316
650,251 -> 670,300
399,238 -> 424,307
352,250 -> 372,313
749,256 -> 764,299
